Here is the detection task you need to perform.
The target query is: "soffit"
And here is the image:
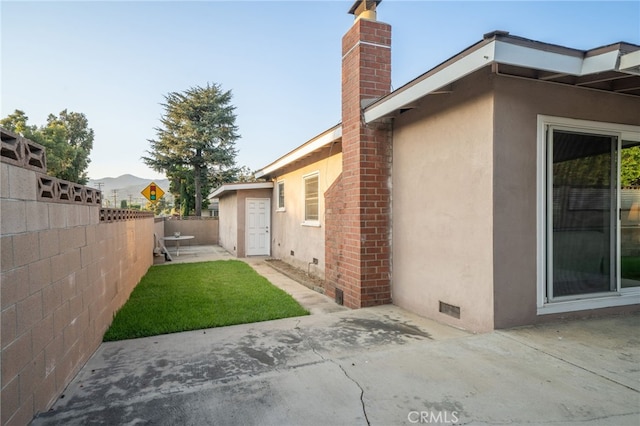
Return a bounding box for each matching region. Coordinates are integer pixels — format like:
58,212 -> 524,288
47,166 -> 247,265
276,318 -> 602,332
364,34 -> 640,122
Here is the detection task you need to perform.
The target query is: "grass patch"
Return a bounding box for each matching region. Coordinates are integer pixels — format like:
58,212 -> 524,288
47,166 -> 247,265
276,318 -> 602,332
103,260 -> 309,341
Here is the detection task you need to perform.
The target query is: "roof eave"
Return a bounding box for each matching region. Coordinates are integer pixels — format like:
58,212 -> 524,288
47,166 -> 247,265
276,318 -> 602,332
364,37 -> 640,123
255,124 -> 342,179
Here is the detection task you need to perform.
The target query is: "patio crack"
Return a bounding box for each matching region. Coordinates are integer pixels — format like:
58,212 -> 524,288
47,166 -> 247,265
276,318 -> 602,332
293,322 -> 370,425
293,320 -> 371,426
336,362 -> 370,426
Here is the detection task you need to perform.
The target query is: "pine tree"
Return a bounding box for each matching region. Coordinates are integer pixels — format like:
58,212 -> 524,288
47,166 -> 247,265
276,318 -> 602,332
143,84 -> 239,216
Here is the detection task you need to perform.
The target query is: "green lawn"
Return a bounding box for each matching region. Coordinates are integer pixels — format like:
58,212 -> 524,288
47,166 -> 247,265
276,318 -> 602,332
103,260 -> 309,341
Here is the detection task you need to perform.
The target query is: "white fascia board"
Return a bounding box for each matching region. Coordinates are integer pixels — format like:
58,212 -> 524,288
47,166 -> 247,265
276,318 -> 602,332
495,41 -> 621,76
581,50 -> 620,75
493,40 -> 584,74
255,126 -> 342,179
365,40 -> 629,123
619,50 -> 640,75
209,182 -> 273,199
364,42 -> 497,123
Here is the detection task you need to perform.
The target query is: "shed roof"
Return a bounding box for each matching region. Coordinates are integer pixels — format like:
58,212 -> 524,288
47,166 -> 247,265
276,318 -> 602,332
209,181 -> 273,199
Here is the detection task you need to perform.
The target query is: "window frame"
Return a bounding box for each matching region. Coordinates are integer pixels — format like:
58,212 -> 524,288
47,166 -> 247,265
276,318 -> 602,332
536,115 -> 640,315
276,180 -> 285,212
302,171 -> 320,227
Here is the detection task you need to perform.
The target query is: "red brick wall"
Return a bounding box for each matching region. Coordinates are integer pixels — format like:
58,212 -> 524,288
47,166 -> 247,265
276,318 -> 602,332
325,17 -> 392,308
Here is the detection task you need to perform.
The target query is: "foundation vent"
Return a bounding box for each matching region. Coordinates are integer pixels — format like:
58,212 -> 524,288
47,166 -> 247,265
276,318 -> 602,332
439,301 -> 460,319
335,288 -> 344,305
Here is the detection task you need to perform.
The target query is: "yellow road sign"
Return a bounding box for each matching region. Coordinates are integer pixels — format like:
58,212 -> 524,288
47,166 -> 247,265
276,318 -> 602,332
141,182 -> 165,202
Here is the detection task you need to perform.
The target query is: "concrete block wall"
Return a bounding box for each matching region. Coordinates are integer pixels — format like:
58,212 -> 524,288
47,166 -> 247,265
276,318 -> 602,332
1,130 -> 154,425
163,217 -> 219,246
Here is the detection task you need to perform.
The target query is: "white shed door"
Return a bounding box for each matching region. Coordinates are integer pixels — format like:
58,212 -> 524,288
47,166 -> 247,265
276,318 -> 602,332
246,198 -> 270,256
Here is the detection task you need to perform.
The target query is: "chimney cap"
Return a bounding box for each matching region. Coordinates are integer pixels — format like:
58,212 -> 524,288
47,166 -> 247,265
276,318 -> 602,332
348,0 -> 381,16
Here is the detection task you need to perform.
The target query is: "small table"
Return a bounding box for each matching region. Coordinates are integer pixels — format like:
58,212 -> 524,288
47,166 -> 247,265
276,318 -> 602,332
160,235 -> 195,257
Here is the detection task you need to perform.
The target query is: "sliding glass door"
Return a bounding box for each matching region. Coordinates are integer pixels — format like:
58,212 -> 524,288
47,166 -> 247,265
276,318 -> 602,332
548,129 -> 616,298
539,117 -> 640,312
621,139 -> 640,288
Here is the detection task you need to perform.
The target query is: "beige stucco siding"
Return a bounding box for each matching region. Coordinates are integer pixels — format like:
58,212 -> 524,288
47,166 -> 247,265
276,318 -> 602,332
218,193 -> 238,256
271,152 -> 342,278
392,69 -> 495,332
492,75 -> 640,328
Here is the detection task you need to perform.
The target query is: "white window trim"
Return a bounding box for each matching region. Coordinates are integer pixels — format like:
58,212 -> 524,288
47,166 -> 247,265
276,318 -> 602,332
536,115 -> 640,315
302,171 -> 320,227
276,180 -> 285,212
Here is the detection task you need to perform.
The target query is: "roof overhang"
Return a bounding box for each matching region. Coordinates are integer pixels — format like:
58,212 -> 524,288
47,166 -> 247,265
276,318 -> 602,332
255,124 -> 342,179
209,181 -> 273,199
364,34 -> 640,123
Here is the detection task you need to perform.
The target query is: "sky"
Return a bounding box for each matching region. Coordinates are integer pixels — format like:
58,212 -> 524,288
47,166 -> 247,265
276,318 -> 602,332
2,0 -> 639,181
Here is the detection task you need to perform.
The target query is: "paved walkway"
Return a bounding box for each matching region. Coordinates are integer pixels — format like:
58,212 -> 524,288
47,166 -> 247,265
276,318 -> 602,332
32,246 -> 640,425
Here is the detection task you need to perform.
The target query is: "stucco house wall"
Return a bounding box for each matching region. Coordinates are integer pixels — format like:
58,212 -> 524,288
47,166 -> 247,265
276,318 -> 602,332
271,152 -> 342,279
491,73 -> 640,328
391,67 -> 640,332
391,69 -> 496,331
218,192 -> 238,256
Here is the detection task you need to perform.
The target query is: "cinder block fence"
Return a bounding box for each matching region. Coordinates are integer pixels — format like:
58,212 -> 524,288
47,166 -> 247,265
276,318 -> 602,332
0,128 -> 154,425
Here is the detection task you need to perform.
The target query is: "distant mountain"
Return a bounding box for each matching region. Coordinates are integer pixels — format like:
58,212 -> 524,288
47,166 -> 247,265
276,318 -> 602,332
87,174 -> 172,207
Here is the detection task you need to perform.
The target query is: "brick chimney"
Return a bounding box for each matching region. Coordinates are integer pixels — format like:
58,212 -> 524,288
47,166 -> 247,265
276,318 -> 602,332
325,0 -> 392,308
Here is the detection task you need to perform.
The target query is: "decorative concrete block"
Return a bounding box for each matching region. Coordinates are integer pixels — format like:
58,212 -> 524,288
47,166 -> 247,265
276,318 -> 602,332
0,199 -> 27,235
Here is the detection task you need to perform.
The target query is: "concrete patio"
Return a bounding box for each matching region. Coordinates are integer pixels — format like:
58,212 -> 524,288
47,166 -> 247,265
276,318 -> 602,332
31,246 -> 640,425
